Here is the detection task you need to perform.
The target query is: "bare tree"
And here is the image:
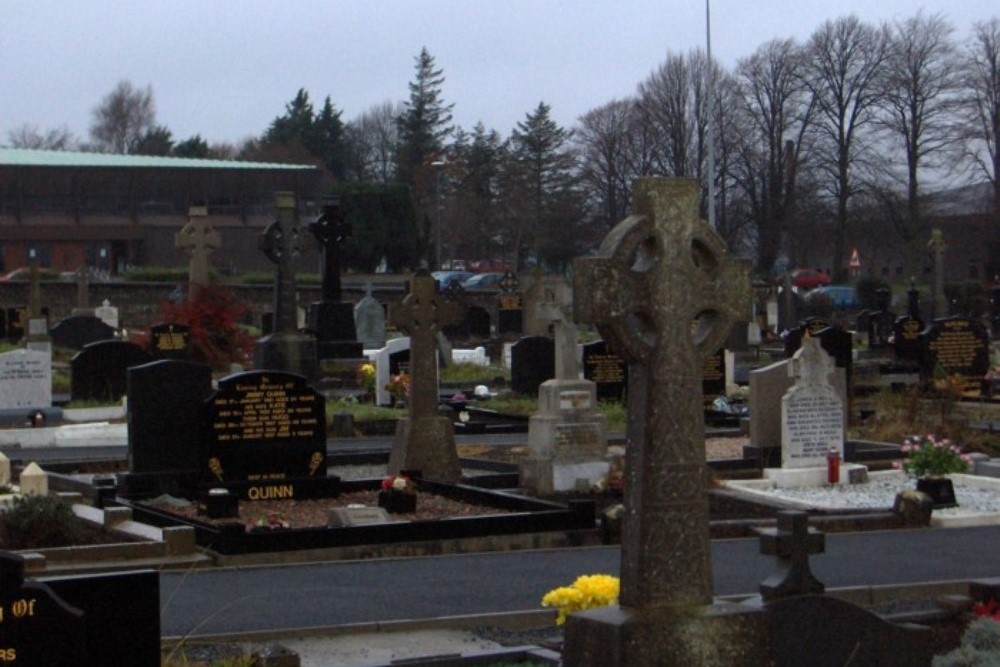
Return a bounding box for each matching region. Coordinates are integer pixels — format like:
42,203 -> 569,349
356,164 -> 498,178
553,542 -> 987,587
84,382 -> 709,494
89,80 -> 156,154
574,98 -> 638,230
637,50 -> 707,178
731,38 -> 815,274
345,101 -> 401,183
962,18 -> 1000,213
6,124 -> 77,150
879,11 -> 962,276
802,16 -> 891,282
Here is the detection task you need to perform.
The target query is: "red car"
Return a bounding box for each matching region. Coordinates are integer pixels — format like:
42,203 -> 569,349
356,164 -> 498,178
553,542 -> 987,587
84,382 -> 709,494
790,269 -> 830,290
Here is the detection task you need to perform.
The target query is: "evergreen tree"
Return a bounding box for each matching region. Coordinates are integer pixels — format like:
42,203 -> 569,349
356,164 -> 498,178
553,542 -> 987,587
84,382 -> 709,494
173,135 -> 211,159
395,48 -> 455,185
132,125 -> 174,156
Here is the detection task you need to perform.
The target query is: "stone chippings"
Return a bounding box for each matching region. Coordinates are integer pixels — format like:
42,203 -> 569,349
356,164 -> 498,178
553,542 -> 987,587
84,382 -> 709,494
756,472 -> 1000,515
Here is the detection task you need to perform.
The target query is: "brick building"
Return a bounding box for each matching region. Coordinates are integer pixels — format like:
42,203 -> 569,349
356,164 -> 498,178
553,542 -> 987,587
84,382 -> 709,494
0,148 -> 321,276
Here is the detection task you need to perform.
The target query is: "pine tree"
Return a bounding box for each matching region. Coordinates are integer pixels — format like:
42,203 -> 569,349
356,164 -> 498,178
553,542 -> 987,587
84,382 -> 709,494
395,48 -> 455,186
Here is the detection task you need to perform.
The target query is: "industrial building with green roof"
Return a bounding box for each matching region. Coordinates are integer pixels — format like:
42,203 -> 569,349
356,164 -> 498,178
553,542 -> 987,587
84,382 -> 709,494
0,148 -> 321,276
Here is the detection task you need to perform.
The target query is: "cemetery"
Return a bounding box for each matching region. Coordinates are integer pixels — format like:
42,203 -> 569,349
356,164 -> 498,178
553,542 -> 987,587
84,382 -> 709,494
2,182 -> 1000,665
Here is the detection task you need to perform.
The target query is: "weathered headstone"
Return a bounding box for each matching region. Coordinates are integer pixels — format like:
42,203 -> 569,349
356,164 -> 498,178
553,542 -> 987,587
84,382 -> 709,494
149,322 -> 191,359
175,205 -> 220,299
521,310 -> 608,494
0,348 -> 51,411
49,314 -> 116,350
123,359 -> 214,497
581,340 -> 628,402
94,299 -> 119,330
920,316 -> 989,394
253,192 -> 318,379
354,283 -> 387,349
201,370 -> 332,499
387,270 -> 465,482
307,199 -> 364,360
70,340 -> 154,403
510,335 -> 555,396
566,178 -> 764,666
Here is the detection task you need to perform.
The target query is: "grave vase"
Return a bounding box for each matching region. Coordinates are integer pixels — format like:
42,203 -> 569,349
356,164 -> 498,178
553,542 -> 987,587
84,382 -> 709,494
378,490 -> 417,514
916,476 -> 958,509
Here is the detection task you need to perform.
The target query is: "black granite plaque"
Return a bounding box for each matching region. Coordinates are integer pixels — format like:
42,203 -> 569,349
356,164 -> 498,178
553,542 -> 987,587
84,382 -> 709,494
893,314 -> 925,362
202,371 -> 327,499
50,315 -> 116,350
582,340 -> 627,402
149,322 -> 191,359
70,341 -> 155,402
920,316 -> 989,392
510,335 -> 554,396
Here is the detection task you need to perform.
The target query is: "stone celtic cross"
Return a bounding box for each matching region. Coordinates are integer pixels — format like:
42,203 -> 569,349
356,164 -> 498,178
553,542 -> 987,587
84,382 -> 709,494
175,206 -> 221,295
259,192 -> 302,335
574,178 -> 750,609
309,198 -> 351,302
388,270 -> 466,479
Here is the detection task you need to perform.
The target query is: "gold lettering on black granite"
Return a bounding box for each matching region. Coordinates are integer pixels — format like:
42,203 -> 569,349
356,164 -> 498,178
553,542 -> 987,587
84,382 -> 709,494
248,484 -> 294,500
586,354 -> 625,384
0,598 -> 40,662
212,377 -> 319,443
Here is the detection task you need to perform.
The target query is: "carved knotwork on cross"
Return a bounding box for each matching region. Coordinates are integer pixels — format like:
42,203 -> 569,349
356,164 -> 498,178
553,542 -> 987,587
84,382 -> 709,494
574,178 -> 750,609
309,199 -> 351,302
175,207 -> 221,294
259,192 -> 302,335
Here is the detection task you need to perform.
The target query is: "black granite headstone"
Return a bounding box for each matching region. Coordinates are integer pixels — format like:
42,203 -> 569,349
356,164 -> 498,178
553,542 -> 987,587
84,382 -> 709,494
919,316 -> 989,393
783,317 -> 831,358
893,314 -> 925,363
0,551 -> 88,666
43,568 -> 160,667
465,305 -> 491,339
149,322 -> 191,360
70,341 -> 155,403
581,340 -> 628,402
497,293 -> 523,337
510,335 -> 554,396
50,315 -> 116,350
702,348 -> 726,399
127,359 -> 214,477
201,370 -> 330,500
868,310 -> 896,349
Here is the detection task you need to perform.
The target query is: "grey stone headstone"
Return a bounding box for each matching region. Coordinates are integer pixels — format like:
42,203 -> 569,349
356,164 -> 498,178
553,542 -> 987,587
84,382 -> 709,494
0,348 -> 51,410
354,284 -> 386,349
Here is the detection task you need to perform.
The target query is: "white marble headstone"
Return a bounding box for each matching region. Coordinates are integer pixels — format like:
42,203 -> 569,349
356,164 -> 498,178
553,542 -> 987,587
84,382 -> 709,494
0,348 -> 51,410
95,299 -> 119,329
780,337 -> 843,468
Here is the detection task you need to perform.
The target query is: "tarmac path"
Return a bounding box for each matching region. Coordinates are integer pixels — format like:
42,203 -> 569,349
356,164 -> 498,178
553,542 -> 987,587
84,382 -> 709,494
160,525 -> 1000,638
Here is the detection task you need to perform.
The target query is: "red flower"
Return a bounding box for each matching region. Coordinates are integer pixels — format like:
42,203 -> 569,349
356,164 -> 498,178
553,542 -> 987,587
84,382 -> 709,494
972,599 -> 1000,621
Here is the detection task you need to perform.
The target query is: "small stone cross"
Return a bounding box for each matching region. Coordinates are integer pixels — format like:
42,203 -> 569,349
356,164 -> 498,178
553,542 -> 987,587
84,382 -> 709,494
574,178 -> 750,609
387,270 -> 466,480
175,206 -> 221,296
259,192 -> 302,335
757,510 -> 826,601
309,199 -> 351,302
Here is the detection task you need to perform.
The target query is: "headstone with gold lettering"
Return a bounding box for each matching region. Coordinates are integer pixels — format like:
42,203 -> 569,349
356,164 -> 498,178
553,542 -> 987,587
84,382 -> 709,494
150,322 -> 191,360
0,551 -> 87,666
201,370 -> 334,500
919,316 -> 989,395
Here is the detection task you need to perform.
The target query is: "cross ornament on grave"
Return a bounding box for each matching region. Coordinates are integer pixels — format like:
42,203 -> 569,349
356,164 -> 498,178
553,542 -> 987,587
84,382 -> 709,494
175,206 -> 221,298
388,270 -> 466,480
757,510 -> 826,601
309,198 -> 351,302
259,193 -> 302,335
574,178 -> 750,609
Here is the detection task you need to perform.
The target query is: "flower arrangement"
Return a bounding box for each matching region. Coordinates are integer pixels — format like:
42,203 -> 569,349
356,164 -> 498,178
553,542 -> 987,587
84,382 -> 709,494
973,599 -> 1000,622
381,474 -> 416,495
895,434 -> 972,477
541,574 -> 620,626
255,512 -> 290,530
357,363 -> 376,394
386,373 -> 411,403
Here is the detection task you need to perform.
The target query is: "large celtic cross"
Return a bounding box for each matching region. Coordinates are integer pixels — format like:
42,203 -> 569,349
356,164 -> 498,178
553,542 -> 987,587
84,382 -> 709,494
574,178 -> 750,608
175,206 -> 221,295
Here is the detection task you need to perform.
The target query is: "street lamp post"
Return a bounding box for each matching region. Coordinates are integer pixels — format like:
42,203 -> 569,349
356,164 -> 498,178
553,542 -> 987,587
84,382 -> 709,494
432,160 -> 445,270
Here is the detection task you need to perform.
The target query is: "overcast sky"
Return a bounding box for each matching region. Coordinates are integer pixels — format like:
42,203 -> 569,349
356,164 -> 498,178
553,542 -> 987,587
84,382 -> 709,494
2,1 -> 997,148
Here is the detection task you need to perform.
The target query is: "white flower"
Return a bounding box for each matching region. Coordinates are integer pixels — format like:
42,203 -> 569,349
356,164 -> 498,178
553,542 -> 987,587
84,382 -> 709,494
392,477 -> 409,492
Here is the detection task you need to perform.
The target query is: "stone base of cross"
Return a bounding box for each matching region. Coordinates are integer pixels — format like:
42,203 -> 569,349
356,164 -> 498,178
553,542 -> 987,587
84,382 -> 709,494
564,178 -> 764,666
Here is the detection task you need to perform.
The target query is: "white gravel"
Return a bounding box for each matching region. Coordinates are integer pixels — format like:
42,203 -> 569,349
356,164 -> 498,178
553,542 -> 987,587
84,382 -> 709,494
733,471 -> 1000,517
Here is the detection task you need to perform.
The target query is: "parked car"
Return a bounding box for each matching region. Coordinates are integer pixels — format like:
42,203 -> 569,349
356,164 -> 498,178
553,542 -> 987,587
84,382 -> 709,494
804,285 -> 857,310
789,268 -> 830,290
461,272 -> 505,290
431,271 -> 475,288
